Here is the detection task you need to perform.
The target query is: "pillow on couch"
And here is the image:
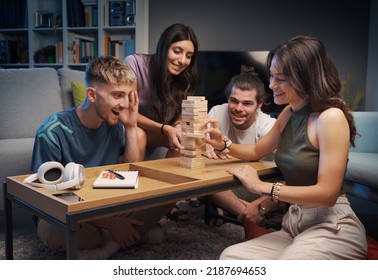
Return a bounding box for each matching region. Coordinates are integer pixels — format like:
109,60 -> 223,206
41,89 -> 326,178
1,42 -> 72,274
71,81 -> 86,106
0,68 -> 63,139
57,68 -> 85,110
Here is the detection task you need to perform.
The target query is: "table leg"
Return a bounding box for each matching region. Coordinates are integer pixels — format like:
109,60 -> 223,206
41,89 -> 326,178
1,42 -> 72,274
204,196 -> 211,225
65,213 -> 78,260
3,180 -> 14,260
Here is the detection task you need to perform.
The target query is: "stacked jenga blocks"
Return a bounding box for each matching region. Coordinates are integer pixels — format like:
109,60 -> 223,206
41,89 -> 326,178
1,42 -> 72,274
180,96 -> 208,169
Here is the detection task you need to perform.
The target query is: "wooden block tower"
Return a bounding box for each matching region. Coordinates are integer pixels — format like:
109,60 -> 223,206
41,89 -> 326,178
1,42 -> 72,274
180,96 -> 208,169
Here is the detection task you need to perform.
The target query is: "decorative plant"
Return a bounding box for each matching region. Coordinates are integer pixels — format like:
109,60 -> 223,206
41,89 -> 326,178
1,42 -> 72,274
340,73 -> 365,111
43,45 -> 55,57
33,45 -> 56,63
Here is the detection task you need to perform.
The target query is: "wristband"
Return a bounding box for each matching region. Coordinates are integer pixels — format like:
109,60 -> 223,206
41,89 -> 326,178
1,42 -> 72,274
160,124 -> 166,135
271,181 -> 283,202
262,181 -> 283,201
214,135 -> 232,155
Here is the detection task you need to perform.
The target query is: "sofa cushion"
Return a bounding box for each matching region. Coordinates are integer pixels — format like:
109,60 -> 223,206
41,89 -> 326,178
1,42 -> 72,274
57,68 -> 85,110
346,152 -> 378,189
0,68 -> 63,139
71,81 -> 86,106
0,138 -> 35,182
352,111 -> 378,153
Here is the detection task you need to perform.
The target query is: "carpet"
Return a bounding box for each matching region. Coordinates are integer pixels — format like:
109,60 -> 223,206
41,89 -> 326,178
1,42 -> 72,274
0,201 -> 245,260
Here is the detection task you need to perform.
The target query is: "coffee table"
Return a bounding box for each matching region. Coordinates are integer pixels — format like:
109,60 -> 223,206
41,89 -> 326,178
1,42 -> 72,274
3,157 -> 280,259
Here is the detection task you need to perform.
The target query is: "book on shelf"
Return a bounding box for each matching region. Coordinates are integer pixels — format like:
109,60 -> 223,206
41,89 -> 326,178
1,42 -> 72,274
114,41 -> 126,60
68,32 -> 97,63
0,40 -> 11,64
0,39 -> 26,64
103,35 -> 110,56
104,36 -> 135,60
83,0 -> 98,27
81,0 -> 98,4
56,41 -> 63,64
125,38 -> 135,56
73,33 -> 96,42
93,170 -> 139,189
0,0 -> 27,28
103,0 -> 109,27
67,0 -> 86,27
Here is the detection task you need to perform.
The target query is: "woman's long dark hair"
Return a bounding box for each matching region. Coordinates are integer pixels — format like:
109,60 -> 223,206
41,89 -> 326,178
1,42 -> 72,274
267,35 -> 357,146
149,23 -> 199,125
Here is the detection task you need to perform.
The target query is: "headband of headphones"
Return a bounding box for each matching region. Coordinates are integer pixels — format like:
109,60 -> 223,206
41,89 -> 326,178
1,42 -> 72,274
23,161 -> 86,191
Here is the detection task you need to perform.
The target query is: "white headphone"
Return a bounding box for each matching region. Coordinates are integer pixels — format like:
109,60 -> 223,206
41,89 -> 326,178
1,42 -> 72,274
23,161 -> 86,191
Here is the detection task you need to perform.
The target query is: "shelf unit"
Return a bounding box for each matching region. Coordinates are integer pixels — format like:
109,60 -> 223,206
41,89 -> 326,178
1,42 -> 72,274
0,0 -> 146,69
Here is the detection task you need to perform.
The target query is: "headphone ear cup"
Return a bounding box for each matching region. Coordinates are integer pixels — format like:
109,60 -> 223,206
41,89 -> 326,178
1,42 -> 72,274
38,161 -> 65,184
24,161 -> 86,191
23,161 -> 65,190
56,162 -> 86,190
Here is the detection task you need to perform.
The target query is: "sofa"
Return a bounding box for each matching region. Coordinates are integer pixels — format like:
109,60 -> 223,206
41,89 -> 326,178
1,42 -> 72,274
344,112 -> 378,242
0,67 -> 85,211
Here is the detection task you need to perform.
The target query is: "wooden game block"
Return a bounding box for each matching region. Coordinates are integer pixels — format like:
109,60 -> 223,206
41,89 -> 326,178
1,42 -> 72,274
180,149 -> 203,157
182,100 -> 208,108
182,122 -> 206,129
181,115 -> 207,122
182,136 -> 205,144
182,110 -> 207,117
180,156 -> 206,169
182,132 -> 206,138
182,128 -> 199,134
182,107 -> 207,115
182,138 -> 206,150
180,96 -> 208,169
181,122 -> 209,138
182,99 -> 207,105
182,128 -> 206,135
187,96 -> 205,101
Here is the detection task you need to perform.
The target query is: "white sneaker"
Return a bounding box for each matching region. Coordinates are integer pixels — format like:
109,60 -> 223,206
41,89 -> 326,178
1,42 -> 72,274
140,225 -> 165,244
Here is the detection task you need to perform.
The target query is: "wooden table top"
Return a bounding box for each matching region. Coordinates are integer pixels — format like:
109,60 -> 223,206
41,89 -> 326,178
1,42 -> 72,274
6,157 -> 279,222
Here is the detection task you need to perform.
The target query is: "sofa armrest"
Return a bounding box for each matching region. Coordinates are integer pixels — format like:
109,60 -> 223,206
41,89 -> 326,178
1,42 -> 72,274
351,112 -> 378,153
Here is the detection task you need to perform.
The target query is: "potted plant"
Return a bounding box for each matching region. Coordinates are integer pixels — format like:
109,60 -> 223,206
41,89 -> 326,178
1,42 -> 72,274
43,45 -> 56,63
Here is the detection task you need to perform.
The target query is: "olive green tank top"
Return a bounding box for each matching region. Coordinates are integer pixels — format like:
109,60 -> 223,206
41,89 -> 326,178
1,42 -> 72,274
275,105 -> 319,186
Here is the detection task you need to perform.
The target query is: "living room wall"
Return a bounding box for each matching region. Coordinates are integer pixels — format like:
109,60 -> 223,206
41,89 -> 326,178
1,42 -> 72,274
147,0 -> 373,111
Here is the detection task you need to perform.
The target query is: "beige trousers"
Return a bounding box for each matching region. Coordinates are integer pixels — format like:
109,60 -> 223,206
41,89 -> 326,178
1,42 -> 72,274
220,196 -> 367,260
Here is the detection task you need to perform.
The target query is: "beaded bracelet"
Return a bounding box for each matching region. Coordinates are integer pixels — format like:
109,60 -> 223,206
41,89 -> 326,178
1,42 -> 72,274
262,181 -> 283,202
272,181 -> 283,202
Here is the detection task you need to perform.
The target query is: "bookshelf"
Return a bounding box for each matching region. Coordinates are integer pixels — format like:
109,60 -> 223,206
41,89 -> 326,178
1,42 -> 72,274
0,0 -> 146,69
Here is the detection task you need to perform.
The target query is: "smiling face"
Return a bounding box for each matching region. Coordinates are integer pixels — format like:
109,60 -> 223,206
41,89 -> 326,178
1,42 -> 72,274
228,86 -> 262,130
166,40 -> 195,76
90,83 -> 134,126
269,56 -> 305,109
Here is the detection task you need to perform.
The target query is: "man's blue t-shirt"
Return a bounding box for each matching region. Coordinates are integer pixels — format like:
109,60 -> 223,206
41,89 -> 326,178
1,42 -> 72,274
31,107 -> 125,172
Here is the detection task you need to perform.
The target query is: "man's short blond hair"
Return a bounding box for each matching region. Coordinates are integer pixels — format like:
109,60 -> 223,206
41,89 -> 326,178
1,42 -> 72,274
85,56 -> 136,87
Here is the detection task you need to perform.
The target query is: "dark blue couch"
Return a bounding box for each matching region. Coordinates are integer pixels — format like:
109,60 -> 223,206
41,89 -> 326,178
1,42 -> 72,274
345,111 -> 378,240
